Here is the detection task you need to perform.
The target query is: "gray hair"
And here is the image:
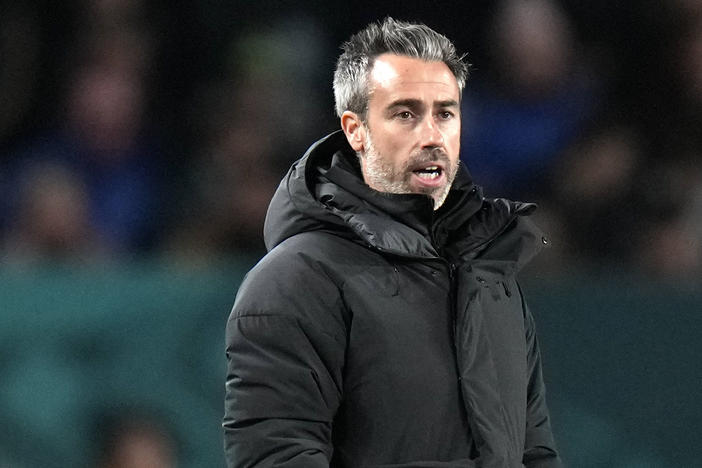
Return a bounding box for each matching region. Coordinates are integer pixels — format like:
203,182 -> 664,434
333,17 -> 469,118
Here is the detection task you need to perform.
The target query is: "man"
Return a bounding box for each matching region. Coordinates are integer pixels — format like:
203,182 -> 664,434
224,17 -> 562,468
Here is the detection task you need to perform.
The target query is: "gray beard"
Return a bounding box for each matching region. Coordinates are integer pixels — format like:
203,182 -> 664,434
360,131 -> 458,210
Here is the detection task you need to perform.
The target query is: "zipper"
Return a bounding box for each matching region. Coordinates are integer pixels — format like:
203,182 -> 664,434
448,262 -> 459,376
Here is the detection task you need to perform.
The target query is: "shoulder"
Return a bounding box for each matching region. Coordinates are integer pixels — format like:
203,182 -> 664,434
472,198 -> 547,269
248,231 -> 363,288
230,231 -> 365,332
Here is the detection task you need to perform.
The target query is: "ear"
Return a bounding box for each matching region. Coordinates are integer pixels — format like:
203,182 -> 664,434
340,111 -> 366,152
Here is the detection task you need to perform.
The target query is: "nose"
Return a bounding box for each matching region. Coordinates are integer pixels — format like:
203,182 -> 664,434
419,115 -> 444,149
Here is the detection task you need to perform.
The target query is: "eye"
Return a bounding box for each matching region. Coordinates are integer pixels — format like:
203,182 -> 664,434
395,111 -> 413,120
438,110 -> 454,120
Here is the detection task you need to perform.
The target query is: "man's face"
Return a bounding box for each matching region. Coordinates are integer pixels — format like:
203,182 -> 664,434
356,53 -> 461,209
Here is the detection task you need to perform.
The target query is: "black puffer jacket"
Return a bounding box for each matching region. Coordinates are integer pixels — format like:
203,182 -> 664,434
224,131 -> 562,468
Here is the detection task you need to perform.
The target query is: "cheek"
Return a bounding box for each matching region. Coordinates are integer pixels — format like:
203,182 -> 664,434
444,123 -> 461,154
372,130 -> 407,162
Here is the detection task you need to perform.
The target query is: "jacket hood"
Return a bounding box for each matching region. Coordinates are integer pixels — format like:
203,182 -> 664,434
264,131 -> 544,265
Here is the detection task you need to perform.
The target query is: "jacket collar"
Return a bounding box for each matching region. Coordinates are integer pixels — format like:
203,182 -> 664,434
265,131 -> 545,267
315,133 -> 487,259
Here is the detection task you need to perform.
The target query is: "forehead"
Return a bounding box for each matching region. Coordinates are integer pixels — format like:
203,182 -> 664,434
368,53 -> 459,101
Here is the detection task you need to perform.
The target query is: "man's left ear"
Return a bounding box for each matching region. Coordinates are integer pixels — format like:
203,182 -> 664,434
340,111 -> 366,152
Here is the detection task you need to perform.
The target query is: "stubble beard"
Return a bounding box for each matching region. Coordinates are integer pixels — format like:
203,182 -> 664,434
360,130 -> 459,210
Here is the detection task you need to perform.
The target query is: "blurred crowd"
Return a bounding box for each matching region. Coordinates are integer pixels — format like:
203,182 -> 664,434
1,0 -> 701,281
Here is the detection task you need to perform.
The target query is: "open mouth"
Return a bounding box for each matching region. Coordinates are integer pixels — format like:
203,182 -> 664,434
412,165 -> 443,180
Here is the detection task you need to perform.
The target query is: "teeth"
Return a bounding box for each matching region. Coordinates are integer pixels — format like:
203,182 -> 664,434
413,165 -> 441,180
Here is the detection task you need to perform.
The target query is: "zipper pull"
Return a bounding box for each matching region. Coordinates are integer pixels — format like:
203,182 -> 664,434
449,263 -> 457,279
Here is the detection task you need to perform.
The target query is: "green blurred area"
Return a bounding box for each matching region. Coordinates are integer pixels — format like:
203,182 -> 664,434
0,260 -> 254,467
0,262 -> 700,467
524,274 -> 702,468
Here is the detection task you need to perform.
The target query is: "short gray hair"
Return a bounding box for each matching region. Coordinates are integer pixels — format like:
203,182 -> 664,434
333,17 -> 469,118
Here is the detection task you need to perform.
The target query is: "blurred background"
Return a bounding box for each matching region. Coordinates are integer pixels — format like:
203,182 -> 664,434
0,0 -> 700,466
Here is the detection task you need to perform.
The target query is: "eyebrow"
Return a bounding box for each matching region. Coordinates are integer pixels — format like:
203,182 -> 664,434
435,99 -> 459,108
385,98 -> 459,112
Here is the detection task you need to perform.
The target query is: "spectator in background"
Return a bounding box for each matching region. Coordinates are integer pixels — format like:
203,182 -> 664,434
1,23 -> 167,261
460,0 -> 598,200
550,121 -> 643,265
632,4 -> 702,279
165,18 -> 333,261
2,161 -> 102,263
94,410 -> 177,468
164,77 -> 281,259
